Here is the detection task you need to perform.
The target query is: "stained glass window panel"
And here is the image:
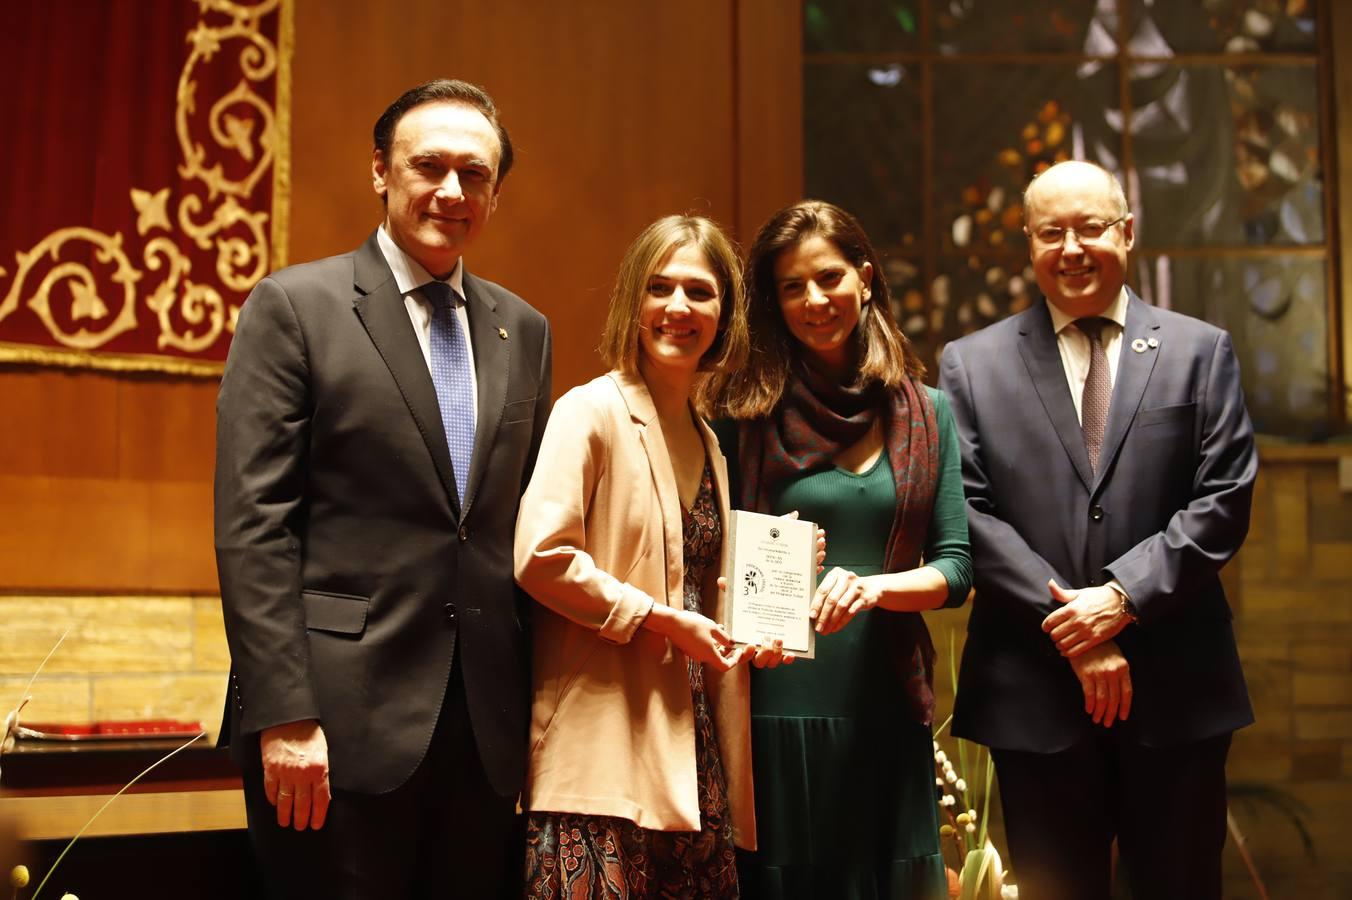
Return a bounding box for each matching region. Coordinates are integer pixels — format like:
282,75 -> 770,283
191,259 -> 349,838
1129,64 -> 1323,247
804,0 -> 921,54
925,251 -> 1035,369
932,64 -> 1120,257
804,62 -> 923,256
1130,0 -> 1319,55
1137,255 -> 1329,438
935,1 -> 1117,55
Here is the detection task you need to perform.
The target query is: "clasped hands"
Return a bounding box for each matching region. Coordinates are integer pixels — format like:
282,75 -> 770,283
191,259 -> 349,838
1042,579 -> 1133,728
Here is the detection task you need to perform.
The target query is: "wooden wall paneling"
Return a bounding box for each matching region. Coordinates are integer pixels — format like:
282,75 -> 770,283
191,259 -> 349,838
146,479 -> 216,593
291,0 -> 738,397
734,0 -> 805,243
0,475 -> 215,594
0,369 -> 120,478
0,474 -> 152,590
115,376 -> 217,483
0,373 -> 216,592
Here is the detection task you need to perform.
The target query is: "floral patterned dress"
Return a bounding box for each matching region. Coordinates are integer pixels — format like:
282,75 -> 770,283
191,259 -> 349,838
524,462 -> 739,899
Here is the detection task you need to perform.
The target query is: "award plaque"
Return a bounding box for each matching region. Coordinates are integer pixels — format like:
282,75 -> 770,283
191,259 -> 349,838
722,510 -> 817,659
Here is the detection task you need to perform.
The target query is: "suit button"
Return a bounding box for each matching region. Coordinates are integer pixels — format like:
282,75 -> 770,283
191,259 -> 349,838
458,526 -> 469,542
444,602 -> 458,623
1090,505 -> 1104,521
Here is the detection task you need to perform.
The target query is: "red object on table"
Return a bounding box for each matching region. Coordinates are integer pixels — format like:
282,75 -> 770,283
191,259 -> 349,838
17,720 -> 204,740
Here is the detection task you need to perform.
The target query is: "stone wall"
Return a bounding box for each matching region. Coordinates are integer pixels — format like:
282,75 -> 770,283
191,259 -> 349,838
1226,447 -> 1352,899
0,596 -> 228,741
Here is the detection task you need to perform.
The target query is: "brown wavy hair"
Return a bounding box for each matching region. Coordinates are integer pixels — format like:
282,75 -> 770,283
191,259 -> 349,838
599,215 -> 749,384
711,200 -> 924,418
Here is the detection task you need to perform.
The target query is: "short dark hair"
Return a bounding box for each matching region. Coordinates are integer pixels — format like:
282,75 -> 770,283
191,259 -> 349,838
372,79 -> 514,183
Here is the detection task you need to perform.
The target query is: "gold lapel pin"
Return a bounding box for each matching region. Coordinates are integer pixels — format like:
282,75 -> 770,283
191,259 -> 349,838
1131,338 -> 1148,353
498,327 -> 508,340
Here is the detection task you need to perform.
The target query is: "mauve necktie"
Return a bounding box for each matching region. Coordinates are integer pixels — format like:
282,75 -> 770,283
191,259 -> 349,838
1076,317 -> 1112,472
424,281 -> 475,504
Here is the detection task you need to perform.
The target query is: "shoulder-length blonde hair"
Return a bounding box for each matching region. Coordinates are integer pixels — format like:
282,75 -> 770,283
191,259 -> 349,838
712,200 -> 924,419
598,215 -> 749,381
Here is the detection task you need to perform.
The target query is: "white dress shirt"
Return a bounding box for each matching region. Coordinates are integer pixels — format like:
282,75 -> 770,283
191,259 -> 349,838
1046,287 -> 1129,425
376,225 -> 479,423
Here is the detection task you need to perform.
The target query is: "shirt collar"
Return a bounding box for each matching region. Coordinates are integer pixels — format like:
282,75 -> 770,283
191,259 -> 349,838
376,225 -> 465,300
1048,286 -> 1129,335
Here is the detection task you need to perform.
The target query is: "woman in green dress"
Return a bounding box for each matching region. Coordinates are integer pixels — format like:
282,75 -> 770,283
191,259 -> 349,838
709,200 -> 973,899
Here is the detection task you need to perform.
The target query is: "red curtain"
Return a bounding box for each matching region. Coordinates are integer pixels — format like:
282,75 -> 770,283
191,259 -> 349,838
0,0 -> 290,375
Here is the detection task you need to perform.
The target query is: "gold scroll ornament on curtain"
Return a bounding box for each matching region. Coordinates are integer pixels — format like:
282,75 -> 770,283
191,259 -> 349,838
0,0 -> 292,375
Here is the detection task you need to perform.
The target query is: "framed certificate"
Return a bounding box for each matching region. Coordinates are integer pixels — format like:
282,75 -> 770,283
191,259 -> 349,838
722,510 -> 817,659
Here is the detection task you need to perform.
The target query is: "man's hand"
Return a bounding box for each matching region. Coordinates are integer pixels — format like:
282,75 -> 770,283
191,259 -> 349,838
1042,579 -> 1129,657
260,719 -> 331,831
1068,640 -> 1133,727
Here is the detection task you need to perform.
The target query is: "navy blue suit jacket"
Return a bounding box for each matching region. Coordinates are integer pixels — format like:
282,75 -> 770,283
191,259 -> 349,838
939,291 -> 1256,752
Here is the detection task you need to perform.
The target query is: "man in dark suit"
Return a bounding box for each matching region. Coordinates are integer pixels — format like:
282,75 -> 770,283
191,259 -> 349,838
939,160 -> 1256,900
215,79 -> 551,898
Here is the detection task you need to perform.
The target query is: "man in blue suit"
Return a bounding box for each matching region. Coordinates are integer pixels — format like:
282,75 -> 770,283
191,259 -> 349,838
939,160 -> 1256,900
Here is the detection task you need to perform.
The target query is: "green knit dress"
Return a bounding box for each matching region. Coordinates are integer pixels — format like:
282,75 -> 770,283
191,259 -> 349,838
727,387 -> 972,900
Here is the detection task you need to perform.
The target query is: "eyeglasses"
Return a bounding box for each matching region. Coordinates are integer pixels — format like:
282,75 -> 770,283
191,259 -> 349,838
1029,215 -> 1127,247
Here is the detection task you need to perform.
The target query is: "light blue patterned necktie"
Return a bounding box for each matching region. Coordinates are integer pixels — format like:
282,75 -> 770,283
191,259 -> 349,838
423,281 -> 475,505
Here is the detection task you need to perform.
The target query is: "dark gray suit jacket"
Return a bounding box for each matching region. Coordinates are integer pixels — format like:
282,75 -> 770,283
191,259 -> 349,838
939,292 -> 1255,753
215,231 -> 552,796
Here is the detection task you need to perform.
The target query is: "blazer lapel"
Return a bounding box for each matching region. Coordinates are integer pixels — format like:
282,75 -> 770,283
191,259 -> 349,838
460,272 -> 509,518
611,371 -> 684,610
1017,301 -> 1095,490
1095,290 -> 1161,492
350,232 -> 461,517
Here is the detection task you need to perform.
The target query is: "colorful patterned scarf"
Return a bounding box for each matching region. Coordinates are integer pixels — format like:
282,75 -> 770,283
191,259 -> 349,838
737,361 -> 942,725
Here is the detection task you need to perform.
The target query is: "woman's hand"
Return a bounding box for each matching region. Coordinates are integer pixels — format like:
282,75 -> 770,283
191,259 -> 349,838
781,510 -> 828,572
750,636 -> 795,669
645,603 -> 751,672
714,576 -> 795,668
811,567 -> 878,634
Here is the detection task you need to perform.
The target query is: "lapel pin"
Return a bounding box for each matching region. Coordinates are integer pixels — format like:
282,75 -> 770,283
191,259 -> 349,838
1131,338 -> 1147,353
498,327 -> 508,340
1147,337 -> 1159,349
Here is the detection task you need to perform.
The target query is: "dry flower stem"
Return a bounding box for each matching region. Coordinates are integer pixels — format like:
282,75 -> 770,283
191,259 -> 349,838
1226,810 -> 1270,900
30,732 -> 204,900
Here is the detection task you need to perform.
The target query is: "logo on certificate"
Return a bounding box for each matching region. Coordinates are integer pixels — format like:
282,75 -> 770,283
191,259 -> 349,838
742,564 -> 764,596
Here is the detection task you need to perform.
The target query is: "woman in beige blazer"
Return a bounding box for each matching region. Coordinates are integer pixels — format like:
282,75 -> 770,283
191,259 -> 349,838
516,215 -> 761,898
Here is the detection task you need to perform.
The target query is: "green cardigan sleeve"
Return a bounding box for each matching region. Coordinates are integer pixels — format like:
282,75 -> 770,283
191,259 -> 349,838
923,386 -> 974,607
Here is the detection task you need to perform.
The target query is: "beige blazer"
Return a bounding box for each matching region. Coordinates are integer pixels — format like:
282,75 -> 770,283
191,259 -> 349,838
514,370 -> 755,847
